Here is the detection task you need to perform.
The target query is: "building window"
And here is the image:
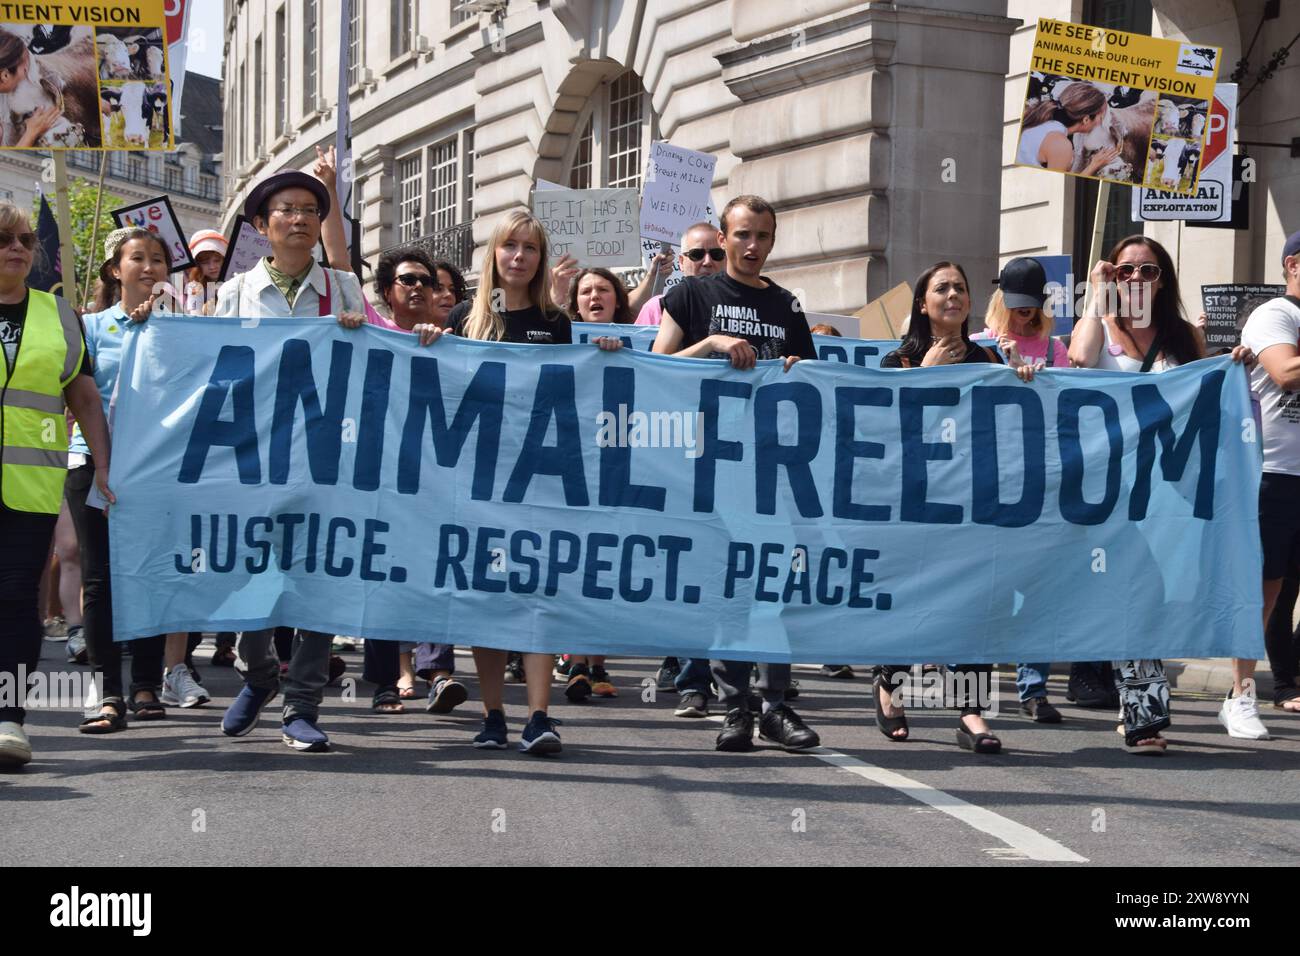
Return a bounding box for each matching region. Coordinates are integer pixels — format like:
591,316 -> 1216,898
427,136 -> 458,234
275,6 -> 288,136
569,116 -> 592,189
397,152 -> 423,241
347,5 -> 363,86
450,0 -> 472,26
392,0 -> 415,58
566,71 -> 651,190
237,57 -> 246,164
303,0 -> 318,114
462,127 -> 475,222
166,166 -> 182,192
253,36 -> 263,156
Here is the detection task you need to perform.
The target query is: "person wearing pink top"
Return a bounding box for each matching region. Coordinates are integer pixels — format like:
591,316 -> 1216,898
633,221 -> 726,325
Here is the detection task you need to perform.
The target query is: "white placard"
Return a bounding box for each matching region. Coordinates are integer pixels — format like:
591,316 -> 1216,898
531,187 -> 640,268
640,141 -> 718,244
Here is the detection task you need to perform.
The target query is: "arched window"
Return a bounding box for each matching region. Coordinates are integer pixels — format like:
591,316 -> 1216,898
567,70 -> 653,189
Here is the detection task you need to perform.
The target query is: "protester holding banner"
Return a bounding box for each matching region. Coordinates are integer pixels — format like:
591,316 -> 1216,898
0,201 -> 113,767
1239,230 -> 1300,720
1069,234 -> 1260,749
976,257 -> 1066,723
445,209 -> 622,754
213,168 -> 367,754
550,251 -> 672,320
876,261 -> 1006,753
58,229 -> 181,734
652,194 -> 821,752
634,222 -> 724,327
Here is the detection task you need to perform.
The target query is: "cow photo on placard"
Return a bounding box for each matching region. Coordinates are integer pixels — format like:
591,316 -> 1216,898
94,27 -> 166,82
0,23 -> 100,148
100,79 -> 169,149
1016,73 -> 1155,186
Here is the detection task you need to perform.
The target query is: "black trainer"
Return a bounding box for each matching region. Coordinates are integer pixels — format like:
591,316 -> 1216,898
1020,697 -> 1063,723
759,704 -> 820,751
715,707 -> 754,751
1066,663 -> 1114,708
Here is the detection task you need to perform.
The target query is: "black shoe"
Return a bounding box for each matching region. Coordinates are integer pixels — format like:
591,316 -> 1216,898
504,653 -> 526,684
760,704 -> 820,751
1020,697 -> 1062,723
821,664 -> 855,679
784,680 -> 800,701
715,707 -> 755,752
565,663 -> 592,703
1066,665 -> 1113,708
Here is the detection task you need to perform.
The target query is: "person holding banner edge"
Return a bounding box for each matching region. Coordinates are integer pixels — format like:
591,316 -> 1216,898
876,260 -> 1030,755
652,194 -> 822,753
0,201 -> 114,767
446,208 -> 624,755
1238,230 -> 1300,720
213,167 -> 368,754
1069,234 -> 1259,750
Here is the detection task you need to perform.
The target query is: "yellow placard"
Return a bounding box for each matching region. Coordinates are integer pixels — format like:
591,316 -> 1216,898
1015,18 -> 1221,195
0,0 -> 172,151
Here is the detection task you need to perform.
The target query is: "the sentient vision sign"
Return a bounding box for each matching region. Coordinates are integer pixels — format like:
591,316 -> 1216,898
108,318 -> 1263,664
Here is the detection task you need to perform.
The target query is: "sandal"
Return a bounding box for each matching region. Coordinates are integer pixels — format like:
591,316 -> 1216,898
955,714 -> 1001,754
1274,690 -> 1300,713
397,684 -> 417,700
128,692 -> 167,720
79,699 -> 127,734
1118,723 -> 1169,754
372,688 -> 404,714
873,674 -> 909,741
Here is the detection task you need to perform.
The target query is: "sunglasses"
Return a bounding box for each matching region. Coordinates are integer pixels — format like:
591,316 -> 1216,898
683,247 -> 724,262
0,230 -> 38,251
269,205 -> 321,219
1115,263 -> 1161,282
394,273 -> 436,289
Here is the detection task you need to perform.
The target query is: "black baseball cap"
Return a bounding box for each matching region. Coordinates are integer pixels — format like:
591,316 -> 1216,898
1283,230 -> 1300,267
244,169 -> 330,222
998,257 -> 1048,310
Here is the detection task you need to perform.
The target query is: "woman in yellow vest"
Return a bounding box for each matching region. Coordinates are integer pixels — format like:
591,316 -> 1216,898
0,201 -> 114,768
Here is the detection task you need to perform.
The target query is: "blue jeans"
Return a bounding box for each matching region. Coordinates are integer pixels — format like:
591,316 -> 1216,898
1016,662 -> 1051,702
674,657 -> 713,698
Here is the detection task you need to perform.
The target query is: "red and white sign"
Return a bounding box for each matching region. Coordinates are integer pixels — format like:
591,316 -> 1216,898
165,0 -> 192,136
1133,83 -> 1236,223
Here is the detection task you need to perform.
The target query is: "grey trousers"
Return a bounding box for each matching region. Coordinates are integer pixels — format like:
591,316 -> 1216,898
710,660 -> 790,709
236,628 -> 332,722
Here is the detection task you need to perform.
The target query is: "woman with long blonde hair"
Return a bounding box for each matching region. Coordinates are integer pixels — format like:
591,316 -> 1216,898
446,209 -> 621,754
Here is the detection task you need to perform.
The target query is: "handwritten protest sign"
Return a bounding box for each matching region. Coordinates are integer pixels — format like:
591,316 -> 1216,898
640,142 -> 718,245
111,194 -> 192,272
1016,18 -> 1220,194
217,215 -> 274,282
532,187 -> 640,268
1201,284 -> 1286,351
108,319 -> 1263,664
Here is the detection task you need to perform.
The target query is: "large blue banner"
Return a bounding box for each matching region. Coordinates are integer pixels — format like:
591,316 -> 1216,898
109,316 -> 1264,663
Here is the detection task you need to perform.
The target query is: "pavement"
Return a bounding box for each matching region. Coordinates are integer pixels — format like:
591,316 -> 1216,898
3,638 -> 1298,867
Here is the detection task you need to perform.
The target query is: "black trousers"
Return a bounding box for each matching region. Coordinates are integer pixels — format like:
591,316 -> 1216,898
0,506 -> 57,723
65,464 -> 163,701
1266,569 -> 1300,702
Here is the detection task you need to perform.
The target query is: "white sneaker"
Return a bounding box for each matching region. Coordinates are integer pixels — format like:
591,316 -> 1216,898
1218,692 -> 1270,740
161,663 -> 210,708
0,721 -> 32,767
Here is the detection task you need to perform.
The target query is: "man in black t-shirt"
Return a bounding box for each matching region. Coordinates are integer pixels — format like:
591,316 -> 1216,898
652,194 -> 820,754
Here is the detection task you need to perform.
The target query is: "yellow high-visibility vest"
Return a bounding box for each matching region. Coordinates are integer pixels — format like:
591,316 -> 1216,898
0,289 -> 85,513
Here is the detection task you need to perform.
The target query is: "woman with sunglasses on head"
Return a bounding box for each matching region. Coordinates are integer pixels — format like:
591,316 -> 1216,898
875,261 -> 1034,755
0,202 -> 114,766
446,209 -> 622,755
1070,234 -> 1257,751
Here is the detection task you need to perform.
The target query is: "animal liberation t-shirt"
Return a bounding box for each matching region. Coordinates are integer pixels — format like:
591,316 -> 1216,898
448,301 -> 572,344
661,272 -> 816,361
1241,295 -> 1300,476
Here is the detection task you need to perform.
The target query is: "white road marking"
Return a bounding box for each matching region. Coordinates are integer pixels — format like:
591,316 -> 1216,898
707,714 -> 1088,863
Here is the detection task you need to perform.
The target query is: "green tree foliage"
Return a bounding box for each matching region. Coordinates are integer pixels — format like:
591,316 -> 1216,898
31,177 -> 125,306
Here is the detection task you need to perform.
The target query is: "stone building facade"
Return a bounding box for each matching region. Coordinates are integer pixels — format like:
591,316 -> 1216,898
221,0 -> 1017,314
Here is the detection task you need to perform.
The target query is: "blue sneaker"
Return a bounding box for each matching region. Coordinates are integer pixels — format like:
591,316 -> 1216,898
281,716 -> 330,752
221,684 -> 279,737
472,709 -> 508,749
519,710 -> 562,755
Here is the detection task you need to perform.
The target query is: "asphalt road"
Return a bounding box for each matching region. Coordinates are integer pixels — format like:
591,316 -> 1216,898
4,638 -> 1298,867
